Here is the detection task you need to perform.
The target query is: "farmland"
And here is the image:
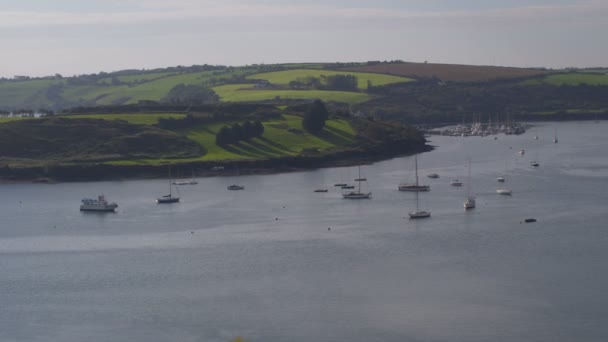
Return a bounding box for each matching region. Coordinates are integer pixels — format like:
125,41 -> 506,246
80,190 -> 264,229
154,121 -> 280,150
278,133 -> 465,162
247,69 -> 413,89
341,62 -> 547,82
64,113 -> 187,125
523,73 -> 608,86
212,84 -> 372,104
115,114 -> 357,164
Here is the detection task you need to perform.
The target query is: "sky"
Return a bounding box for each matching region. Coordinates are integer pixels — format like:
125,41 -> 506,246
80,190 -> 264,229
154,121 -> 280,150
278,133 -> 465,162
0,0 -> 606,77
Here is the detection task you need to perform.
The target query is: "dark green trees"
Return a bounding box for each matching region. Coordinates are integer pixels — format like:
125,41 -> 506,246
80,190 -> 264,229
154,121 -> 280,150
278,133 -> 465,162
215,120 -> 265,146
302,100 -> 329,134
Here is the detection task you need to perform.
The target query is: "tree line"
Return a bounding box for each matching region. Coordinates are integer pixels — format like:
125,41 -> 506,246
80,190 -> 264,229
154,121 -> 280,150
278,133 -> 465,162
216,121 -> 265,146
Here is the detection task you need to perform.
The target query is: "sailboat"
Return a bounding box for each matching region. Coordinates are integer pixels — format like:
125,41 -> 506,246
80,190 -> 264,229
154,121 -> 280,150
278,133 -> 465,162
464,159 -> 475,210
157,166 -> 180,203
227,166 -> 245,190
409,191 -> 431,219
399,156 -> 430,192
173,170 -> 198,185
342,166 -> 371,199
497,161 -> 507,182
553,128 -> 558,143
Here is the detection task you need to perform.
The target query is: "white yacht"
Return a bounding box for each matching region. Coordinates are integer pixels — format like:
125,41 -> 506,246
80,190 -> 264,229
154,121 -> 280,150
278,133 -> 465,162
496,189 -> 512,195
80,195 -> 118,212
409,192 -> 430,219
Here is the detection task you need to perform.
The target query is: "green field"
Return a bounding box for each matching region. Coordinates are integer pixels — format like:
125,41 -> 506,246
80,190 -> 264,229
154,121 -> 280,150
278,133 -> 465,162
63,113 -> 187,125
0,67 -> 262,108
111,114 -> 356,164
0,117 -> 30,124
212,84 -> 372,104
247,69 -> 414,89
524,73 -> 608,86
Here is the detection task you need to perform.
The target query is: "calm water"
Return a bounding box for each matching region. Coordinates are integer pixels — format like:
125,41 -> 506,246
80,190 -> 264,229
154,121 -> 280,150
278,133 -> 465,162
1,121 -> 608,342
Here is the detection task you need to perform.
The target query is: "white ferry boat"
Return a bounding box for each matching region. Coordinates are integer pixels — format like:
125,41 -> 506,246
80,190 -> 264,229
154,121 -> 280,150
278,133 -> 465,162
80,195 -> 118,212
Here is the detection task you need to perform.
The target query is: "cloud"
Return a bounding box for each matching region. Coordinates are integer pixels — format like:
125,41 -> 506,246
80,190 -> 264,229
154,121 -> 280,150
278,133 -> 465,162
0,0 -> 606,29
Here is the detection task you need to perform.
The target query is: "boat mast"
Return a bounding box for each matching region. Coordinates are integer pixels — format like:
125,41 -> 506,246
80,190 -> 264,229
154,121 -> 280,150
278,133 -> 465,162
415,156 -> 419,186
466,159 -> 472,198
357,165 -> 361,193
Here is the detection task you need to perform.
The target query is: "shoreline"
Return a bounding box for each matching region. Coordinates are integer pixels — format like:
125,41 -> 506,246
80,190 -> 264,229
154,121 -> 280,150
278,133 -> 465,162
0,141 -> 433,184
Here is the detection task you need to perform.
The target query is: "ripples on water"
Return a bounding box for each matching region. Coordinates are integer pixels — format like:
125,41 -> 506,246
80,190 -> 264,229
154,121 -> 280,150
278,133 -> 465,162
1,122 -> 608,342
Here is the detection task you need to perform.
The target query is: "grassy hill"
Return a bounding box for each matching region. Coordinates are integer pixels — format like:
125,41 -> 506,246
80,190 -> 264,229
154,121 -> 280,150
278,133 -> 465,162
522,73 -> 608,86
0,117 -> 200,164
246,69 -> 413,89
340,62 -> 547,82
212,84 -> 372,104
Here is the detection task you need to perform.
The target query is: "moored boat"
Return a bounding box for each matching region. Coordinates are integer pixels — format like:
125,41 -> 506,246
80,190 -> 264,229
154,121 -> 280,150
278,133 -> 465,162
80,195 -> 118,212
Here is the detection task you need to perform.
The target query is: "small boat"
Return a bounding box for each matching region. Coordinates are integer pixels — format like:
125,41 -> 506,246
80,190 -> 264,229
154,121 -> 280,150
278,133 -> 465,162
354,178 -> 367,182
399,156 -> 430,192
314,189 -> 328,193
409,192 -> 430,219
158,166 -> 180,204
172,181 -> 190,186
334,183 -> 347,187
427,173 -> 439,179
496,189 -> 512,195
531,161 -> 539,167
227,184 -> 245,191
341,185 -> 355,189
524,218 -> 537,223
342,166 -> 372,199
80,195 -> 118,212
450,179 -> 463,186
519,149 -> 525,155
553,128 -> 558,143
497,176 -> 505,183
342,191 -> 372,199
157,194 -> 180,204
409,210 -> 431,219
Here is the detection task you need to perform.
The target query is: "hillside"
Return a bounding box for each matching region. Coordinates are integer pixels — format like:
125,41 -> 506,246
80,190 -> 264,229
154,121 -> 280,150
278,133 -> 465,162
0,117 -> 200,164
340,62 -> 546,82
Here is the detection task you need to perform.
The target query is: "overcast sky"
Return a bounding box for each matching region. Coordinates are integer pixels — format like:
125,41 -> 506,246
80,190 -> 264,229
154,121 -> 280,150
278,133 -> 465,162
1,0 -> 606,77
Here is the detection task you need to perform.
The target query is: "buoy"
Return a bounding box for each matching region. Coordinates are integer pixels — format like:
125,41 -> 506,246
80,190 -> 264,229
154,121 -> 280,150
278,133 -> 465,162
275,217 -> 278,221
328,227 -> 331,230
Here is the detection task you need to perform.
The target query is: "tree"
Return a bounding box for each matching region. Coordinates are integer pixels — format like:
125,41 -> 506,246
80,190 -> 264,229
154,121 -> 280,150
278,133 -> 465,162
302,99 -> 330,134
253,120 -> 264,137
163,84 -> 219,105
216,126 -> 233,146
242,121 -> 255,140
231,123 -> 244,141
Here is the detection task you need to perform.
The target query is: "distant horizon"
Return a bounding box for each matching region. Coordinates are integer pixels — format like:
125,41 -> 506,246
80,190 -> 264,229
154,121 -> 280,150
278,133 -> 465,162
3,60 -> 605,80
1,0 -> 606,78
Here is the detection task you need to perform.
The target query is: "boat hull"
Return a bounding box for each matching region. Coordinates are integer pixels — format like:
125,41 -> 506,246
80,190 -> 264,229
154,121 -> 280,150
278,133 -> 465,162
409,211 -> 431,219
157,197 -> 180,203
342,192 -> 372,199
398,185 -> 430,192
80,205 -> 117,212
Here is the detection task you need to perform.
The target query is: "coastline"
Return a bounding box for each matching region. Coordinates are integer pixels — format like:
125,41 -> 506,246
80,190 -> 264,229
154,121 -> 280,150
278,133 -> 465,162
0,140 -> 433,183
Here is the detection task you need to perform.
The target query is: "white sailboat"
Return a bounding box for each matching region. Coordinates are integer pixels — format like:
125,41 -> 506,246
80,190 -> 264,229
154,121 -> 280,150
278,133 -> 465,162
464,159 -> 475,210
399,156 -> 430,192
342,165 -> 371,199
409,191 -> 431,219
